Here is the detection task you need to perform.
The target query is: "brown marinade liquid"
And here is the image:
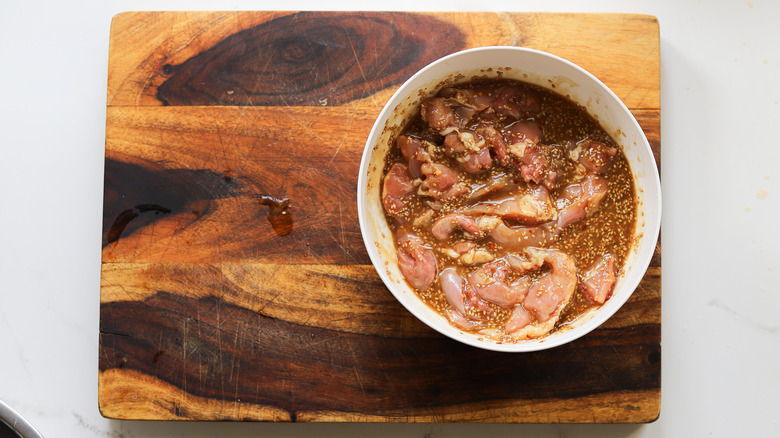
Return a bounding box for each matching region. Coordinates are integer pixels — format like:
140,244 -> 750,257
383,79 -> 637,338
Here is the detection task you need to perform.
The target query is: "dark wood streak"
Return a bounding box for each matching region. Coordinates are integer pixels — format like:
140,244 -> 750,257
106,204 -> 172,244
103,157 -> 241,247
100,291 -> 660,417
156,12 -> 466,106
102,155 -> 370,264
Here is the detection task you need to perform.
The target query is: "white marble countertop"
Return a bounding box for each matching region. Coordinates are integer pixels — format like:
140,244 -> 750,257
1,0 -> 778,436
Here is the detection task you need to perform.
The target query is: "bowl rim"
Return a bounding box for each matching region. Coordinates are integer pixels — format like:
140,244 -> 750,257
357,45 -> 662,352
0,400 -> 44,438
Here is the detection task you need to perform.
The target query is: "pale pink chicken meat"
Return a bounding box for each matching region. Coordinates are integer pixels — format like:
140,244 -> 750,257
439,86 -> 493,112
466,184 -> 555,225
467,259 -> 531,308
419,162 -> 463,200
382,163 -> 415,222
467,259 -> 509,301
438,84 -> 540,120
466,173 -> 515,202
398,135 -> 422,161
520,144 -> 560,190
445,308 -> 479,331
450,241 -> 476,254
512,248 -> 578,323
396,230 -> 437,291
420,97 -> 458,129
489,85 -> 541,119
439,267 -> 466,314
505,305 -> 533,334
468,249 -> 578,338
580,254 -> 617,304
556,174 -> 609,230
502,120 -> 560,189
576,139 -> 618,174
461,147 -> 493,174
464,251 -> 576,337
462,282 -> 495,315
453,106 -> 476,125
396,135 -> 429,178
504,120 -> 543,152
475,124 -> 510,165
431,214 -> 482,241
443,130 -> 493,174
442,131 -> 471,155
477,216 -> 556,250
421,89 -> 494,130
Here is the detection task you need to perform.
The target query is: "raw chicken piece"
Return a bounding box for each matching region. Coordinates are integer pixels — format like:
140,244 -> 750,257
446,308 -> 479,331
504,120 -> 543,154
505,305 -> 533,333
495,248 -> 579,340
466,184 -> 555,225
466,173 -> 515,202
419,162 -> 468,200
489,86 -> 541,119
513,248 -> 578,322
396,135 -> 432,178
460,147 -> 493,174
576,139 -> 618,174
420,97 -> 458,129
467,259 -> 531,308
477,216 -> 556,250
580,254 -> 617,304
439,267 -> 466,314
382,163 -> 414,222
443,130 -> 492,174
519,144 -> 559,190
396,229 -> 437,291
475,123 -> 510,165
556,174 -> 609,230
431,214 -> 482,240
439,86 -> 493,111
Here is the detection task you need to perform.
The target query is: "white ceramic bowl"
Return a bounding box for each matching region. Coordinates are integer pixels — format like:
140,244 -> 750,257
357,46 -> 661,352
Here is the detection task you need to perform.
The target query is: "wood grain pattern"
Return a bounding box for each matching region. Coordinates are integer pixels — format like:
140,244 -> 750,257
156,12 -> 465,106
100,291 -> 659,418
100,11 -> 661,423
100,263 -> 659,336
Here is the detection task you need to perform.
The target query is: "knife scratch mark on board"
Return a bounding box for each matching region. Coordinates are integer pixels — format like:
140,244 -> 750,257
330,114 -> 355,164
181,316 -> 189,407
215,122 -> 230,168
324,226 -> 356,265
216,300 -> 225,399
498,12 -> 523,46
196,306 -> 204,385
233,357 -> 241,418
107,278 -> 143,303
279,106 -> 325,144
369,343 -> 391,385
338,191 -> 348,259
230,325 -> 241,390
345,30 -> 375,107
273,97 -> 307,195
256,280 -> 286,317
351,348 -> 367,401
155,331 -> 164,376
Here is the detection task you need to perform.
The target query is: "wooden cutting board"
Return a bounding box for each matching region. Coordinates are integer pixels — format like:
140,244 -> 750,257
100,11 -> 661,423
